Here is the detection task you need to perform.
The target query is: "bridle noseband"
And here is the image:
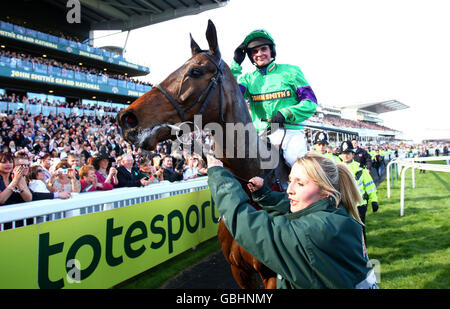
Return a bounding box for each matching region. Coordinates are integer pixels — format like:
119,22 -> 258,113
155,53 -> 225,124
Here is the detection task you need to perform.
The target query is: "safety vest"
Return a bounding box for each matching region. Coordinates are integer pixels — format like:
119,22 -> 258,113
345,160 -> 378,206
324,152 -> 341,163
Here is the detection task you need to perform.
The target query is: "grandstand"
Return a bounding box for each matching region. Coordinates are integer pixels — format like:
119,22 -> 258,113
0,20 -> 150,109
0,0 -> 228,109
307,100 -> 410,145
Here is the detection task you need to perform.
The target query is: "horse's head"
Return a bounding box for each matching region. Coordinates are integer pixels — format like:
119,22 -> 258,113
118,20 -> 237,151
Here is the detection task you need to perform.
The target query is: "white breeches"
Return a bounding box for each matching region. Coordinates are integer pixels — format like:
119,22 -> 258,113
267,129 -> 307,167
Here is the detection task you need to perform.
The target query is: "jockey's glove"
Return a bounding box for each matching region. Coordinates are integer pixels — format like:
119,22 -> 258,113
372,202 -> 379,213
270,111 -> 286,124
234,43 -> 246,65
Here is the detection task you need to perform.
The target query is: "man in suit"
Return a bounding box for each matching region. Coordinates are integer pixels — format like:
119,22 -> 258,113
161,156 -> 183,182
117,154 -> 151,187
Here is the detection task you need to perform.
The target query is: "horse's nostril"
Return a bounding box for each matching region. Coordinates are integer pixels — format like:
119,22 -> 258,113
122,111 -> 138,129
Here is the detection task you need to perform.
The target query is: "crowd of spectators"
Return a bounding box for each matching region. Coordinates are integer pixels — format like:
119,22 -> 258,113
0,106 -> 209,209
3,17 -> 91,49
0,49 -> 153,88
309,114 -> 397,132
1,92 -> 122,114
1,99 -> 447,211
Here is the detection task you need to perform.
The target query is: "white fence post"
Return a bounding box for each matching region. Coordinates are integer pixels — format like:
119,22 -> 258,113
400,165 -> 410,217
397,159 -> 450,216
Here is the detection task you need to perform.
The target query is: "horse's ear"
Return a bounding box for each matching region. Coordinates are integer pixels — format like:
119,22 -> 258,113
190,33 -> 202,56
206,19 -> 220,58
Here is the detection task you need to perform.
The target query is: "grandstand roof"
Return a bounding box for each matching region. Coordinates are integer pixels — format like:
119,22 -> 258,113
52,0 -> 229,31
2,0 -> 228,39
342,100 -> 409,114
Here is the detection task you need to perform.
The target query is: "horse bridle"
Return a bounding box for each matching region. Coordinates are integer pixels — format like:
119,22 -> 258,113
155,53 -> 279,187
155,52 -> 225,124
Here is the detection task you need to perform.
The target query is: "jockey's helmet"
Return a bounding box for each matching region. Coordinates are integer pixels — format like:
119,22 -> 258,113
243,29 -> 276,64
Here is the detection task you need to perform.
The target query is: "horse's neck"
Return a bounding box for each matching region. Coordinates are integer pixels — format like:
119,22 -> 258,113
213,95 -> 275,180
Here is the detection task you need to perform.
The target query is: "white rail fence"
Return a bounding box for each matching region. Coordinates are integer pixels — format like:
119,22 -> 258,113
386,156 -> 450,216
0,177 -> 209,231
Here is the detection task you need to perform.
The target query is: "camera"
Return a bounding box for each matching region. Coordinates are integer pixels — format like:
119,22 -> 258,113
61,168 -> 68,174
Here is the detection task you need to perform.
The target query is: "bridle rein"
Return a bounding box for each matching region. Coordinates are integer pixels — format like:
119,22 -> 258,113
155,52 -> 225,124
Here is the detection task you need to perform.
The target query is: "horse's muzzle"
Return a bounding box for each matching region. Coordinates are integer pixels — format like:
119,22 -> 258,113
118,110 -> 139,130
117,109 -> 140,146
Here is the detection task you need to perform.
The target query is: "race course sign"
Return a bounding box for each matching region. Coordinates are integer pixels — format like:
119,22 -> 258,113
0,189 -> 218,289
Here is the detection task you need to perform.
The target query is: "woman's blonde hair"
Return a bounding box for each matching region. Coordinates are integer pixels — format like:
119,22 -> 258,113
296,152 -> 363,225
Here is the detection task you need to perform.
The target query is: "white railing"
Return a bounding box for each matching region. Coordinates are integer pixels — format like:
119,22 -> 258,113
386,156 -> 450,216
0,177 -> 209,230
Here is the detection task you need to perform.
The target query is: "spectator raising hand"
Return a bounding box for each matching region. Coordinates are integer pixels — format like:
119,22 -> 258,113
79,165 -> 112,192
0,153 -> 32,205
47,161 -> 80,193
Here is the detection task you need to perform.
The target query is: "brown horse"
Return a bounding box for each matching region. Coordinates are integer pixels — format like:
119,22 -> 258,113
117,20 -> 289,289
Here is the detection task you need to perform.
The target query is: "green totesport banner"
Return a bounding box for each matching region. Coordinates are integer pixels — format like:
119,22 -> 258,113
0,190 -> 219,289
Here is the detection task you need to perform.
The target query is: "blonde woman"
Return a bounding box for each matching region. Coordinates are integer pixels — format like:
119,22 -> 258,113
207,152 -> 378,289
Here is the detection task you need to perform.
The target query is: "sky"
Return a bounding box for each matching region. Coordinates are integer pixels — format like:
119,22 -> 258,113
94,0 -> 450,142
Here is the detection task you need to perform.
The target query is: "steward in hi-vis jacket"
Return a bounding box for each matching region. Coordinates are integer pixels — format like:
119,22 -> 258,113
312,131 -> 341,163
340,140 -> 379,244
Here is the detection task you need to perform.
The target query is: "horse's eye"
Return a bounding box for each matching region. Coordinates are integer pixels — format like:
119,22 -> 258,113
189,68 -> 203,78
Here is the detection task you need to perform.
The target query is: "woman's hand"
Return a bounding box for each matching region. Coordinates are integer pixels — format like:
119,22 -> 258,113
93,175 -> 103,189
140,177 -> 151,186
58,191 -> 71,199
247,177 -> 264,192
206,155 -> 223,169
109,167 -> 117,176
67,168 -> 76,179
155,167 -> 164,176
11,166 -> 24,186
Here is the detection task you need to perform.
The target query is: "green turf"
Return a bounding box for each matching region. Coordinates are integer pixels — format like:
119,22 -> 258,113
115,162 -> 450,289
366,164 -> 450,288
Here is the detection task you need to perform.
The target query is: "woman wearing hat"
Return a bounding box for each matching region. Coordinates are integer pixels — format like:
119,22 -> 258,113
92,153 -> 118,189
232,29 -> 318,167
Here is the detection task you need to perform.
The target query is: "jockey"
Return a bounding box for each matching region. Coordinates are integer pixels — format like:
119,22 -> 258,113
231,29 -> 318,166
